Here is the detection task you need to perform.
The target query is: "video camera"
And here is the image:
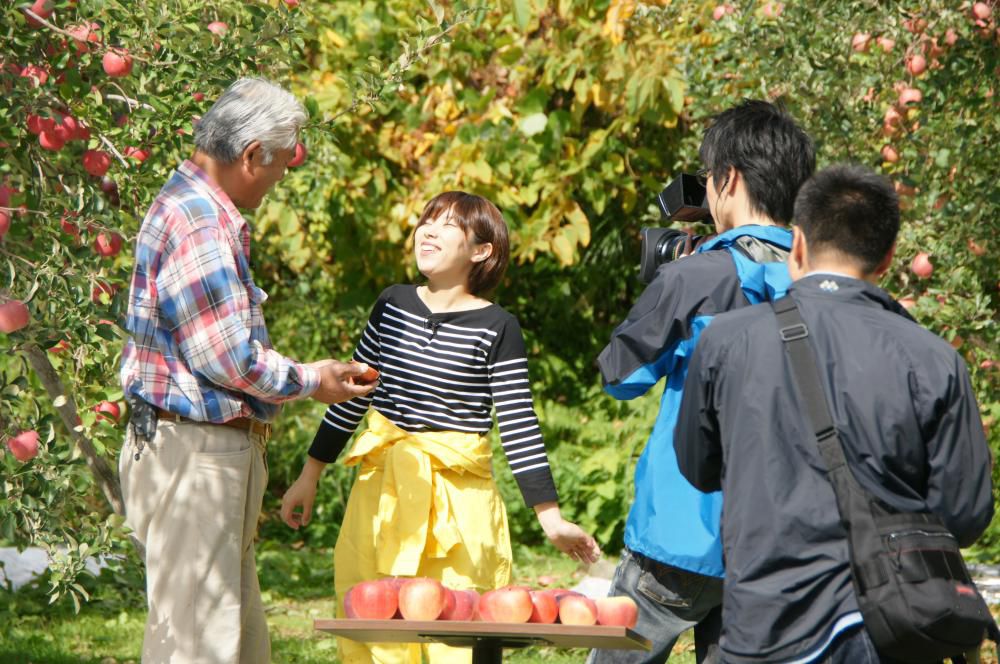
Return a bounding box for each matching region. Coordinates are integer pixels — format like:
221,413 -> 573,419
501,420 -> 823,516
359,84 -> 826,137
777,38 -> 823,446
638,174 -> 713,284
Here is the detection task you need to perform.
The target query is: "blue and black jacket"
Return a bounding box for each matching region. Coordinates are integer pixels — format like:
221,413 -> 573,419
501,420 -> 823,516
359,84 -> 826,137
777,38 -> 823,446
597,225 -> 794,577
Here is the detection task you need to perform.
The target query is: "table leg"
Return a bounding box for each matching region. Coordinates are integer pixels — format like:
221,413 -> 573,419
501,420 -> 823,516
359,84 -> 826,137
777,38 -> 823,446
471,639 -> 503,664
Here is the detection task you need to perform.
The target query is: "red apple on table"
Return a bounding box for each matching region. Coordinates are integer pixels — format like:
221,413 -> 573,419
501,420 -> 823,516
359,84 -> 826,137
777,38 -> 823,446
478,587 -> 533,623
559,594 -> 599,626
596,596 -> 639,628
94,400 -> 122,423
439,588 -> 478,621
0,300 -> 30,333
345,579 -> 399,620
288,142 -> 307,167
528,590 -> 559,624
398,578 -> 447,620
102,49 -> 133,77
910,252 -> 933,278
8,430 -> 40,462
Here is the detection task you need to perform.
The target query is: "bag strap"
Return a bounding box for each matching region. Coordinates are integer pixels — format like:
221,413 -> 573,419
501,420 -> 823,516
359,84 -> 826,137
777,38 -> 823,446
771,297 -> 852,493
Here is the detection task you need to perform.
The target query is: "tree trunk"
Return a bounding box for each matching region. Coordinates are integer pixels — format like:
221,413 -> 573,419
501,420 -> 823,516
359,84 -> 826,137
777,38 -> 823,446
24,344 -> 125,515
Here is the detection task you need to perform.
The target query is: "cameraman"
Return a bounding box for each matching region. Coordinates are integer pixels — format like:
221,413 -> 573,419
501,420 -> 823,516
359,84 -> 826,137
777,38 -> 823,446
591,100 -> 815,664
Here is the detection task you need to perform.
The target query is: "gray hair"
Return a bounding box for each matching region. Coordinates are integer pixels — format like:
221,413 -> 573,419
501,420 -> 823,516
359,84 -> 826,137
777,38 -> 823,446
194,78 -> 306,165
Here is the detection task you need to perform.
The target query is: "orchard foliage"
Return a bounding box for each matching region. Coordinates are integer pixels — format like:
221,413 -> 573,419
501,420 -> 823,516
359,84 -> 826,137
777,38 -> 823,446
1,0 -> 997,609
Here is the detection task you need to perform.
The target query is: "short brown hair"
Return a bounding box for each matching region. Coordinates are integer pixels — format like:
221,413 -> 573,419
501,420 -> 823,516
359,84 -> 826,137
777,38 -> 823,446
416,191 -> 510,295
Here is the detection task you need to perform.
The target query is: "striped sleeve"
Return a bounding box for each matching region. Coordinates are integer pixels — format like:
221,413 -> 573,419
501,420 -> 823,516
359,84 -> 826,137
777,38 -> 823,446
307,292 -> 387,463
488,315 -> 558,506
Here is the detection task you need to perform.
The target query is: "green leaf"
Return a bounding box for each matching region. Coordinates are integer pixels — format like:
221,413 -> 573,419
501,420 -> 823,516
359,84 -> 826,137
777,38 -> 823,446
512,0 -> 532,31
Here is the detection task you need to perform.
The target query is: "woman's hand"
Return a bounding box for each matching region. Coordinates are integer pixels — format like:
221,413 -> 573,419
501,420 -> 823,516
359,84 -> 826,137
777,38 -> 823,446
280,458 -> 326,529
533,502 -> 602,564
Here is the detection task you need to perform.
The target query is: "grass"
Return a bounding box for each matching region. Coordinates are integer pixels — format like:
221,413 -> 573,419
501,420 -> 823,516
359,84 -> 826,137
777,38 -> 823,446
0,543 -> 698,663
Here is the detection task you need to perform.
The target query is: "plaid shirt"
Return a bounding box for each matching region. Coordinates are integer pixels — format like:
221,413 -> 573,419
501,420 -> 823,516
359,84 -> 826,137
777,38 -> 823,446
120,160 -> 319,423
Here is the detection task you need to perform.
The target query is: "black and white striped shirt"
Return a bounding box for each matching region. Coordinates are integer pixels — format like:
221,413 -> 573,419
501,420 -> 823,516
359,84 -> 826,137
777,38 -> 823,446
309,284 -> 558,506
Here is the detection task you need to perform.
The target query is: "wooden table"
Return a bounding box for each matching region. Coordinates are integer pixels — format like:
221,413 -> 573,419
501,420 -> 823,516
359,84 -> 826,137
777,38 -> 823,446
315,619 -> 651,663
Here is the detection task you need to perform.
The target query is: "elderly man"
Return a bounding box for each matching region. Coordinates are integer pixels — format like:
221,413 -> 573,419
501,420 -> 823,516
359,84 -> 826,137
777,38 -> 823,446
119,78 -> 374,663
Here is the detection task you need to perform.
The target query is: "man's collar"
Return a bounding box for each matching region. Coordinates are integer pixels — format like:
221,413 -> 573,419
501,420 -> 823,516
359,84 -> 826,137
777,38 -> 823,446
178,159 -> 244,223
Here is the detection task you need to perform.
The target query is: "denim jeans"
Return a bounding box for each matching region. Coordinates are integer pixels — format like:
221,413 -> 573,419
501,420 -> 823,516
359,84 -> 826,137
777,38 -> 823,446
587,548 -> 724,664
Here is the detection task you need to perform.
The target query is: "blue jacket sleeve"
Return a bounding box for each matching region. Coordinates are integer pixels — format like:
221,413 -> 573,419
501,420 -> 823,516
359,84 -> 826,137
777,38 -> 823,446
597,251 -> 741,400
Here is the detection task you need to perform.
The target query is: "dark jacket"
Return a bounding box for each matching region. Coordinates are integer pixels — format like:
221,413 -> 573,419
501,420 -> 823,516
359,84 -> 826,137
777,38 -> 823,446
674,274 -> 994,663
598,225 -> 793,576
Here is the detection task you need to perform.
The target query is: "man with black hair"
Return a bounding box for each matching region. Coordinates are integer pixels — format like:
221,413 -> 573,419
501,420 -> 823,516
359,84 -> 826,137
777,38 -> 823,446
592,100 -> 815,663
674,164 -> 993,662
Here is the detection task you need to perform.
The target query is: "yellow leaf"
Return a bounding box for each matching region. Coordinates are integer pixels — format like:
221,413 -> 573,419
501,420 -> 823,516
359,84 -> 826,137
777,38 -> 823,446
551,233 -> 575,266
565,202 -> 591,247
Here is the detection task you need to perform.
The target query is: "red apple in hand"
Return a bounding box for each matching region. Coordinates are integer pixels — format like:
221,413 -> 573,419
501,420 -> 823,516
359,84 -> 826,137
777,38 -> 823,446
345,579 -> 399,620
596,596 -> 639,628
288,142 -> 307,167
398,578 -> 447,620
0,300 -> 30,333
8,430 -> 40,462
910,252 -> 933,278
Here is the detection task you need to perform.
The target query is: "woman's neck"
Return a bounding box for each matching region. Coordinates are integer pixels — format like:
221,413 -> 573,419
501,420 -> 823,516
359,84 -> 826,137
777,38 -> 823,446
417,283 -> 490,313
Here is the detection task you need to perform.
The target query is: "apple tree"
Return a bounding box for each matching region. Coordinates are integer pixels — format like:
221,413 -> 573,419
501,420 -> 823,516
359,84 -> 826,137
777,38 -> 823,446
0,0 -> 308,608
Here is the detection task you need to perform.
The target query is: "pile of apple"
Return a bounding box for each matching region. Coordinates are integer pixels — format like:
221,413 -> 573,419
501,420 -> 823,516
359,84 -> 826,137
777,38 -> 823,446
345,578 -> 638,628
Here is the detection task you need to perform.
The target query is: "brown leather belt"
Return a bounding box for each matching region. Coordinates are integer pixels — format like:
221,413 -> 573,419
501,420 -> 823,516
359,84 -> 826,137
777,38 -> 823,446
155,408 -> 272,441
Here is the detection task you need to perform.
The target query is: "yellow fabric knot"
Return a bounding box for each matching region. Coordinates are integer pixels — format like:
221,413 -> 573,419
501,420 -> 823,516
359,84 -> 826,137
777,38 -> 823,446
343,410 -> 494,577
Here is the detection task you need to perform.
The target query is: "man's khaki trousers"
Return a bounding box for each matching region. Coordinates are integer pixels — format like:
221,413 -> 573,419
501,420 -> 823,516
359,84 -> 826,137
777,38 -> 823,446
120,419 -> 270,663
